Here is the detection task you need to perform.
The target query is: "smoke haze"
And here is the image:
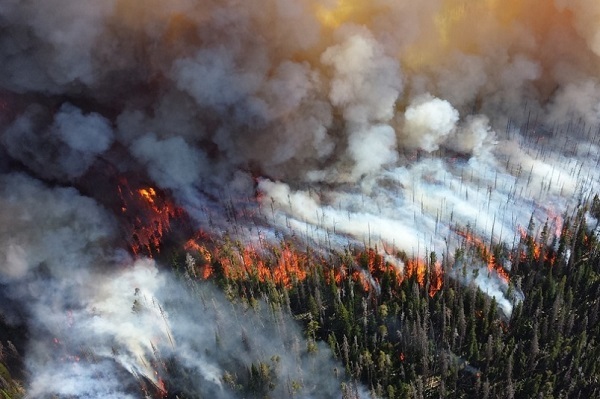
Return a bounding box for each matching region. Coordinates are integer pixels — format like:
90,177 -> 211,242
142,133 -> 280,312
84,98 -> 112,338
2,0 -> 600,395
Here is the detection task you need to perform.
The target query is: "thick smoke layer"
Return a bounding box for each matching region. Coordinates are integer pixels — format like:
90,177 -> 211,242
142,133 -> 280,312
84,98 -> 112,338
2,0 -> 600,394
0,174 -> 357,397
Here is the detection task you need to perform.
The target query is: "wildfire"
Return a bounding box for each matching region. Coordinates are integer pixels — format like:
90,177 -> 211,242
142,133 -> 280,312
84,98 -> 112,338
362,248 -> 400,285
218,245 -> 309,288
117,177 -> 450,300
405,259 -> 427,286
351,269 -> 371,292
517,225 -> 557,267
454,228 -> 510,284
429,261 -> 444,298
330,263 -> 349,286
118,178 -> 183,257
114,177 -> 529,304
139,187 -> 157,205
360,248 -> 443,296
273,247 -> 309,288
184,238 -> 214,279
184,237 -> 444,298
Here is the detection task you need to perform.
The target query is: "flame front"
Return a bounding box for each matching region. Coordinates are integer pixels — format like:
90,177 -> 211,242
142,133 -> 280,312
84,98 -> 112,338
185,239 -> 444,298
213,244 -> 308,288
455,228 -> 510,284
517,225 -> 557,267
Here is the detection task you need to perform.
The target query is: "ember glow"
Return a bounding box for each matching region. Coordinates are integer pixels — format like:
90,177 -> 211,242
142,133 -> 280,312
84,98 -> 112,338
517,224 -> 558,267
2,0 -> 600,397
118,179 -> 184,257
455,228 -> 510,284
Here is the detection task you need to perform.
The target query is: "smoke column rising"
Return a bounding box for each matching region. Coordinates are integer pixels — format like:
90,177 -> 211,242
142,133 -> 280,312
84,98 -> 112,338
2,0 -> 600,395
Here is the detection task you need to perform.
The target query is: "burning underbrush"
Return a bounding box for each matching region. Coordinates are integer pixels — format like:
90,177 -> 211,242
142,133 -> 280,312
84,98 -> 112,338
116,181 -> 444,299
118,180 -> 560,319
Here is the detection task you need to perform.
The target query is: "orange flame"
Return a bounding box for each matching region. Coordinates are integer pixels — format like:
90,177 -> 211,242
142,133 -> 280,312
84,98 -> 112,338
138,187 -> 157,205
203,244 -> 310,289
352,270 -> 371,292
405,259 -> 427,286
184,238 -> 443,296
357,248 -> 444,295
517,225 -> 557,267
429,261 -> 443,298
118,178 -> 183,257
184,238 -> 214,278
330,263 -> 348,286
455,229 -> 510,284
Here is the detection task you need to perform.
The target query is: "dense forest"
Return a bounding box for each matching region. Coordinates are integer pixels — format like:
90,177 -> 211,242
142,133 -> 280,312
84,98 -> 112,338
3,197 -> 600,398
182,196 -> 600,398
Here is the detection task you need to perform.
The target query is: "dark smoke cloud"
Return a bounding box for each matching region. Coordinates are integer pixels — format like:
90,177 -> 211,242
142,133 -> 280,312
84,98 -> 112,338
2,0 -> 600,394
3,103 -> 113,180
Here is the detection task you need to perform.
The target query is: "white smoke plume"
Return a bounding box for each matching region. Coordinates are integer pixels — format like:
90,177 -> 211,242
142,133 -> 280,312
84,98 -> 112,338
0,173 -> 359,398
3,0 -> 600,393
401,94 -> 459,152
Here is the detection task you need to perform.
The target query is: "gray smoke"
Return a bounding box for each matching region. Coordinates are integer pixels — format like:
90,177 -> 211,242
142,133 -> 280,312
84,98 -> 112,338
0,173 -> 359,398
